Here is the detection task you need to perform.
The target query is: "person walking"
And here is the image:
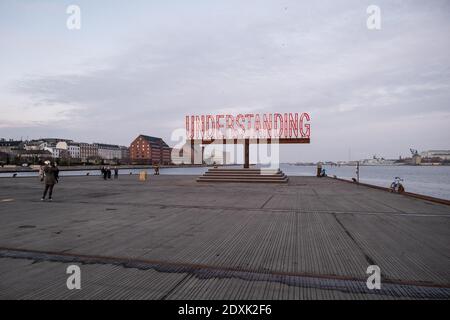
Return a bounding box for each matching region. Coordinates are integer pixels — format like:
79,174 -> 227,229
41,161 -> 57,201
114,167 -> 119,179
107,167 -> 112,179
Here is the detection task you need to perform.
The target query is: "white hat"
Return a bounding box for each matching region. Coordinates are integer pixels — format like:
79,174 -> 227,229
44,160 -> 51,165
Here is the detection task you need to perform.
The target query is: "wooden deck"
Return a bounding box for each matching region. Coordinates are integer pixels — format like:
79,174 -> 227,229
0,175 -> 449,299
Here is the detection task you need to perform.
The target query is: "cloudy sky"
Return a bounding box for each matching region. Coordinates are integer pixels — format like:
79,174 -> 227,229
0,0 -> 449,162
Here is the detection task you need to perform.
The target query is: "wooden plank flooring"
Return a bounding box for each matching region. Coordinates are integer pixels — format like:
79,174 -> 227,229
0,175 -> 449,299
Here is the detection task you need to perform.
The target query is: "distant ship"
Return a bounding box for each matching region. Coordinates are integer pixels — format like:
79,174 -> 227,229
360,155 -> 399,166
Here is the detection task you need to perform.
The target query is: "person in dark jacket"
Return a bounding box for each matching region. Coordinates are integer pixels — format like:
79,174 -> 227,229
101,167 -> 107,180
41,161 -> 57,201
53,163 -> 60,183
114,167 -> 119,179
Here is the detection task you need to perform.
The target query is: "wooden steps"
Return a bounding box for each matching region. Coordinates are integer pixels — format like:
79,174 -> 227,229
197,168 -> 289,183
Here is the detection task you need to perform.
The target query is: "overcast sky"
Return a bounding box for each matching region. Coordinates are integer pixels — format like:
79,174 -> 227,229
0,0 -> 449,162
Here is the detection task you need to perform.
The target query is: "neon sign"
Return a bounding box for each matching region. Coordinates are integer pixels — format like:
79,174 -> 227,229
186,113 -> 310,140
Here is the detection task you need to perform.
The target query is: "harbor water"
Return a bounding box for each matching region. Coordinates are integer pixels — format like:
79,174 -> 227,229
282,164 -> 450,201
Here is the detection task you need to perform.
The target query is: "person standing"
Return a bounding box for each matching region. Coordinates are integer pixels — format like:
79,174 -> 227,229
107,167 -> 112,179
114,167 -> 119,179
102,167 -> 107,180
53,162 -> 60,183
41,161 -> 57,201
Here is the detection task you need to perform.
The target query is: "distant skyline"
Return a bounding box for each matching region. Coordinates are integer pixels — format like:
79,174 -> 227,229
1,0 -> 449,162
1,135 -> 446,163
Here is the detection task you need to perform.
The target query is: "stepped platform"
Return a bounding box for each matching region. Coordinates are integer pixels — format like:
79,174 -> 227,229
197,168 -> 289,183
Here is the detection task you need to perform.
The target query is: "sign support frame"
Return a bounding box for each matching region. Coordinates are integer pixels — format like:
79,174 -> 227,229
188,138 -> 310,168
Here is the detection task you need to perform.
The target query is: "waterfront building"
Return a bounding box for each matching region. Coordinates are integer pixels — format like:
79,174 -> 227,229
79,143 -> 99,162
0,151 -> 9,164
24,140 -> 48,151
420,150 -> 450,161
68,143 -> 81,159
170,148 -> 184,165
94,143 -> 122,161
44,145 -> 65,159
0,139 -> 23,154
22,138 -> 75,160
39,138 -> 74,150
55,141 -> 81,159
120,146 -> 130,164
41,138 -> 73,144
130,135 -> 171,165
171,147 -> 204,165
15,150 -> 53,164
411,154 -> 422,165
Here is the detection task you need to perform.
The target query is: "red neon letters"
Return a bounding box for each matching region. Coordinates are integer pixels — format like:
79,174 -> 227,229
186,113 -> 311,140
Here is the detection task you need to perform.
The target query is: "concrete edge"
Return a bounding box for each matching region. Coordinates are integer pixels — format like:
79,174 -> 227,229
327,176 -> 450,206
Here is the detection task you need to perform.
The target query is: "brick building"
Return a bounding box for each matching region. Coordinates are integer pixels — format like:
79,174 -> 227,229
130,135 -> 171,165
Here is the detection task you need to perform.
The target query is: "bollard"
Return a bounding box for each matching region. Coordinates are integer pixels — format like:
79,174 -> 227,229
139,170 -> 148,181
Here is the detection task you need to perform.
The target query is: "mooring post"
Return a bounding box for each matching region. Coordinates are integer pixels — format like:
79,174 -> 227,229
356,161 -> 360,183
244,139 -> 250,169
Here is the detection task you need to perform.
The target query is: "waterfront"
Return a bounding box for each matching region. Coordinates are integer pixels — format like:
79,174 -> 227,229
2,164 -> 450,201
0,175 -> 449,299
284,164 -> 450,201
